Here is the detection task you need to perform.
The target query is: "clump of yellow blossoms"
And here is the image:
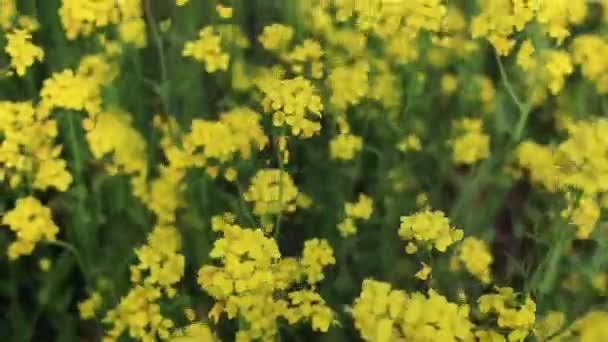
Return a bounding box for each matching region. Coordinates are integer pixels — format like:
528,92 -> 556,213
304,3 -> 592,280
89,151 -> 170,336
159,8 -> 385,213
517,117 -> 608,238
351,279 -> 475,342
78,292 -> 102,320
300,238 -> 336,284
38,54 -> 115,118
338,194 -> 373,237
197,215 -> 334,341
103,285 -> 175,341
0,101 -> 72,191
258,23 -> 294,52
572,34 -> 608,93
478,287 -> 536,342
283,39 -> 324,79
244,169 -> 298,217
399,209 -> 464,254
183,26 -> 230,73
1,197 -> 59,260
451,118 -> 490,165
472,0 -> 586,55
259,76 -> 323,137
562,194 -> 600,240
103,224 -> 185,341
85,110 -> 147,176
330,133 -> 363,161
59,0 -> 145,41
328,61 -> 369,110
458,237 -> 493,284
132,225 -> 185,296
0,0 -> 16,29
4,28 -> 44,76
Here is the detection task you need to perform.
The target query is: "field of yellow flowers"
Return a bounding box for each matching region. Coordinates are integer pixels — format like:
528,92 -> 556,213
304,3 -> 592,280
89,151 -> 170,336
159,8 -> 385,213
2,0 -> 608,341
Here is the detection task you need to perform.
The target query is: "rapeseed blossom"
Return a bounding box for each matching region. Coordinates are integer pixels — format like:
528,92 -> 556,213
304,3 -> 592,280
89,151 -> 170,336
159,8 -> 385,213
3,0 -> 608,341
399,209 -> 464,253
1,197 -> 59,259
183,26 -> 229,73
4,28 -> 43,76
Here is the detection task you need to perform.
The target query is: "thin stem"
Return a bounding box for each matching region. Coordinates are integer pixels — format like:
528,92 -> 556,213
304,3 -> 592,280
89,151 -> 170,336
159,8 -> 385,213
495,52 -> 531,141
274,130 -> 286,240
41,239 -> 89,283
67,113 -> 82,181
144,0 -> 170,116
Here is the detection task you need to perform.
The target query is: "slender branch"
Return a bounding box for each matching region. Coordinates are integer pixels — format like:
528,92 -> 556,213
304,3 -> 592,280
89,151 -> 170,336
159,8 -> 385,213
495,52 -> 531,141
41,239 -> 89,283
144,0 -> 170,116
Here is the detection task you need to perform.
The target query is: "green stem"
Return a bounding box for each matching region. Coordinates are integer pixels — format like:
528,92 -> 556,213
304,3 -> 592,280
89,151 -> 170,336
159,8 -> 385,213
495,52 -> 531,142
41,240 -> 90,284
67,113 -> 82,181
274,129 -> 286,240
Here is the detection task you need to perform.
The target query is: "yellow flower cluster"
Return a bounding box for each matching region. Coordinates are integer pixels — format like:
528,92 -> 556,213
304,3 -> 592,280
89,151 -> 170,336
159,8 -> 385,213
59,0 -> 144,41
472,0 -> 587,55
300,238 -> 336,284
103,222 -> 185,340
399,209 -> 464,254
1,197 -> 59,259
244,168 -> 298,217
197,215 -> 334,341
4,28 -> 44,76
330,133 -> 363,161
478,287 -> 536,342
132,225 -> 185,296
258,23 -> 294,52
283,39 -> 324,79
572,34 -> 608,93
561,194 -> 600,239
85,110 -> 147,176
0,0 -> 16,29
103,285 -> 175,341
338,194 -> 373,237
351,279 -> 475,342
260,76 -> 323,137
517,117 -> 608,237
451,118 -> 490,165
328,61 -> 369,110
78,292 -> 102,320
38,54 -> 114,118
183,26 -> 229,73
0,101 -> 72,191
458,237 -> 493,284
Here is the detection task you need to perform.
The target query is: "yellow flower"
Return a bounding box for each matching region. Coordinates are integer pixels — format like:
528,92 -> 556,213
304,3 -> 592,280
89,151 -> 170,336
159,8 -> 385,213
328,61 -> 369,110
259,75 -> 323,137
39,258 -> 52,271
351,279 -> 474,342
345,194 -> 373,220
330,133 -> 363,160
415,262 -> 432,280
78,292 -> 102,320
478,287 -> 536,342
1,197 -> 60,259
4,28 -> 44,76
244,169 -> 299,217
216,4 -> 233,19
399,209 -> 463,253
459,237 -> 493,284
183,26 -> 229,73
451,117 -> 490,165
258,24 -> 294,52
301,238 -> 336,284
517,40 -> 536,71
